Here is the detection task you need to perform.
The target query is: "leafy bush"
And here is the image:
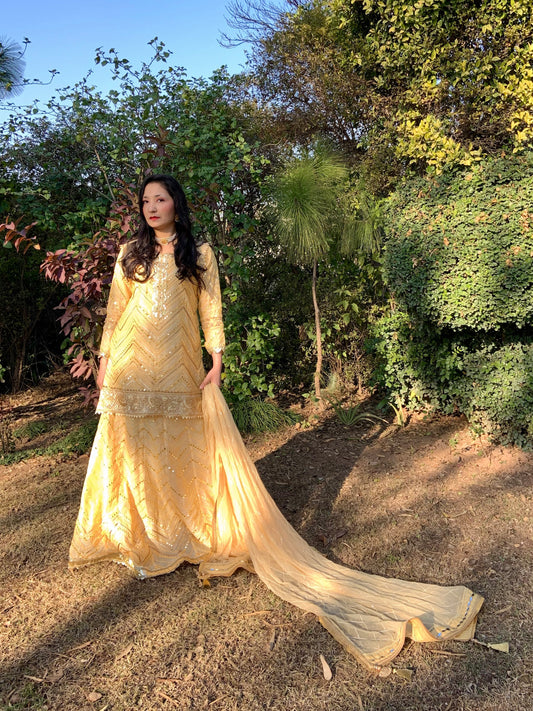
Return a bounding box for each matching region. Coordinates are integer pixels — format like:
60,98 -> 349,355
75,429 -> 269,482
222,313 -> 281,401
371,310 -> 533,447
383,154 -> 533,330
370,309 -> 475,411
41,186 -> 136,403
373,154 -> 533,447
458,343 -> 533,448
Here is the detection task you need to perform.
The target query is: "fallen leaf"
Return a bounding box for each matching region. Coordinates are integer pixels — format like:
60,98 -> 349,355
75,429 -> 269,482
393,668 -> 413,682
473,638 -> 509,653
319,654 -> 333,681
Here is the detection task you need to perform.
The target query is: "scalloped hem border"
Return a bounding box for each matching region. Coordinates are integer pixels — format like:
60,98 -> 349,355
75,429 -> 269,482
68,553 -> 255,581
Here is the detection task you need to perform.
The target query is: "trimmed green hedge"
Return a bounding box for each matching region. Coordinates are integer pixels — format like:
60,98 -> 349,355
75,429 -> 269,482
373,154 -> 533,447
371,310 -> 533,447
383,153 -> 533,330
459,343 -> 533,447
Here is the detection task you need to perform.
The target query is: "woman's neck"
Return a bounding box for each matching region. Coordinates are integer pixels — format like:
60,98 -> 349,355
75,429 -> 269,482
154,232 -> 176,254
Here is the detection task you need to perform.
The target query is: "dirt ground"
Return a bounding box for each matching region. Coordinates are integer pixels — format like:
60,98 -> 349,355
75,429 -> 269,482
1,371 -> 532,711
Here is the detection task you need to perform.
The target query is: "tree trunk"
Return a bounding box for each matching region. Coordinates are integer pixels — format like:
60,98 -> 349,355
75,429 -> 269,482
312,259 -> 322,401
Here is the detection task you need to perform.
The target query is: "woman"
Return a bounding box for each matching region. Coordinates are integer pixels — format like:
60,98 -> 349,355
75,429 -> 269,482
70,174 -> 483,670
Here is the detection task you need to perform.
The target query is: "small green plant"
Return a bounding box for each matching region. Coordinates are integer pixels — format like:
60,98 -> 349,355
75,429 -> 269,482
331,400 -> 386,427
13,420 -> 48,440
389,395 -> 406,427
448,435 -> 459,449
321,372 -> 343,401
228,397 -> 300,434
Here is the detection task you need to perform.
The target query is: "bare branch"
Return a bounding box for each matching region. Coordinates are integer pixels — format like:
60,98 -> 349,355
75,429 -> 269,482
221,0 -> 304,47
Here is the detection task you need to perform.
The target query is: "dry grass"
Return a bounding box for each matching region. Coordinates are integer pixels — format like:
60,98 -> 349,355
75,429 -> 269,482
1,372 -> 532,710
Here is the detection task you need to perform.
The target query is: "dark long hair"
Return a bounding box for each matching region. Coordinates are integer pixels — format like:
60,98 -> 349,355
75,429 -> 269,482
122,174 -> 205,288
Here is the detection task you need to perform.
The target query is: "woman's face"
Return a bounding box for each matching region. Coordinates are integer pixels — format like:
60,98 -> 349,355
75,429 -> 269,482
142,182 -> 176,235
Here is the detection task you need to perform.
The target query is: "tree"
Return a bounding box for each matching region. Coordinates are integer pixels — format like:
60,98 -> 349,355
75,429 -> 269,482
228,0 -> 533,183
270,148 -> 348,399
0,37 -> 26,98
1,40 -> 276,393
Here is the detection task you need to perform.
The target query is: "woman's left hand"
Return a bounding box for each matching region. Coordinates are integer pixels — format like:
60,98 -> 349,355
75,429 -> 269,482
200,367 -> 222,389
200,351 -> 223,389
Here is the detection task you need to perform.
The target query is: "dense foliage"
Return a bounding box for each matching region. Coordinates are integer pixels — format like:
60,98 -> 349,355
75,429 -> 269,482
235,0 -> 533,183
1,43 -> 275,395
374,154 -> 533,446
3,2 -> 533,443
383,153 -> 533,330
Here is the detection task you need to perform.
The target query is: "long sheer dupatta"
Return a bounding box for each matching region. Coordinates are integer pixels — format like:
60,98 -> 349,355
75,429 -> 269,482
201,384 -> 483,670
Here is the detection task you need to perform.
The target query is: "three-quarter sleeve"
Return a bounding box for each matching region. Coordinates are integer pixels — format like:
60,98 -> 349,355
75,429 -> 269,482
198,243 -> 225,354
98,246 -> 133,358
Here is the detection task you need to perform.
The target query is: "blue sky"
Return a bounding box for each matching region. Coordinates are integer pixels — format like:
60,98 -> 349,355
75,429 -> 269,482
3,0 -> 249,107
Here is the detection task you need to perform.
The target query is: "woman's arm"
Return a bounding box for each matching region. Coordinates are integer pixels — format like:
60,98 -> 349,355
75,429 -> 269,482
200,350 -> 222,389
198,244 -> 225,389
96,356 -> 109,390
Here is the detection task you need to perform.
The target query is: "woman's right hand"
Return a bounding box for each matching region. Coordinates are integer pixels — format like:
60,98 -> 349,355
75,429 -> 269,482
96,357 -> 109,390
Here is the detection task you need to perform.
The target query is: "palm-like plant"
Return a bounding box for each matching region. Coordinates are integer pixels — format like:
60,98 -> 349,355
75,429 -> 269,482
271,149 -> 348,400
0,37 -> 26,99
271,148 -> 384,401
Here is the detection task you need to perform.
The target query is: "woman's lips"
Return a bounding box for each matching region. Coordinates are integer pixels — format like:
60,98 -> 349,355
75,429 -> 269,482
149,216 -> 159,220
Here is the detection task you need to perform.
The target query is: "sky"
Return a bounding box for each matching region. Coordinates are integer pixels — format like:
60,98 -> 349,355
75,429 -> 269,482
3,0 -> 249,108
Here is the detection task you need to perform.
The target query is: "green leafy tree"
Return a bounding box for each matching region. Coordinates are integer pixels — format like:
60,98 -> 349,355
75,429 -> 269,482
230,0 -> 533,182
1,40 -> 275,393
270,149 -> 349,399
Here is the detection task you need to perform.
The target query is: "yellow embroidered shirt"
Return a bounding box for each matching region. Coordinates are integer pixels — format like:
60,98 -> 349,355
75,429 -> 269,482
96,243 -> 224,418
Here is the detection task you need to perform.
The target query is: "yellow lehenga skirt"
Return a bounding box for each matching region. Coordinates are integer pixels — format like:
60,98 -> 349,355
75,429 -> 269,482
70,384 -> 483,670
